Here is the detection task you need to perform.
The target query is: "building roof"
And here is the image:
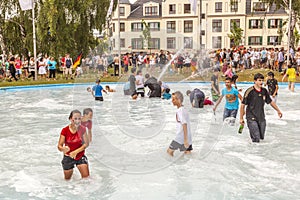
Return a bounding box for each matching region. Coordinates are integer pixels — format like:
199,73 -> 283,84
120,0 -> 131,4
128,0 -> 162,19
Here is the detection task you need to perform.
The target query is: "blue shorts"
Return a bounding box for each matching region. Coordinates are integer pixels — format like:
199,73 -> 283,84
61,155 -> 88,170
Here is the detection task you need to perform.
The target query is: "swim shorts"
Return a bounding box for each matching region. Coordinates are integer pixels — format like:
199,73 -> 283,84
61,155 -> 88,170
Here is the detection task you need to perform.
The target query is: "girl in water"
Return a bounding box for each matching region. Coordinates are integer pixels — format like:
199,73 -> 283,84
57,110 -> 89,180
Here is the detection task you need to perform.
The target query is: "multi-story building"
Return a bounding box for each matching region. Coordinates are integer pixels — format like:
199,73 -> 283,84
109,0 -> 291,53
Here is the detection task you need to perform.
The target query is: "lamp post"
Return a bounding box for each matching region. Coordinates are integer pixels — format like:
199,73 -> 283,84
118,0 -> 121,77
286,0 -> 292,66
32,0 -> 37,80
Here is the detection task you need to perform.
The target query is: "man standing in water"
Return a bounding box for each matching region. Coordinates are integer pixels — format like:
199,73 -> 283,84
167,91 -> 192,156
240,73 -> 282,143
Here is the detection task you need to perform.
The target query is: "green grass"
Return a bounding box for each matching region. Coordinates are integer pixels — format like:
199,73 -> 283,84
0,68 -> 298,88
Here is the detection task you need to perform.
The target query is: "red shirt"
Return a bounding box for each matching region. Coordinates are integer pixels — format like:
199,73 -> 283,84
81,120 -> 92,130
61,125 -> 86,160
15,60 -> 22,69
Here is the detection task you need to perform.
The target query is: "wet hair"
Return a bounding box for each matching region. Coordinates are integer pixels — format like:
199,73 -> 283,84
131,68 -> 136,73
231,75 -> 238,82
96,79 -> 100,83
165,88 -> 170,93
83,108 -> 93,115
254,73 -> 264,80
105,85 -> 110,90
186,90 -> 191,96
225,77 -> 232,82
173,91 -> 184,103
267,71 -> 274,77
145,73 -> 150,79
69,110 -> 81,120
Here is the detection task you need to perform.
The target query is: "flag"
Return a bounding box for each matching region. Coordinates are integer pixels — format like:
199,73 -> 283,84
189,0 -> 197,15
73,52 -> 82,69
106,0 -> 114,19
19,0 -> 33,11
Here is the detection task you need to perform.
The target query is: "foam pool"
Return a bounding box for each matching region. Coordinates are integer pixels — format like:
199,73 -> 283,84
0,82 -> 299,200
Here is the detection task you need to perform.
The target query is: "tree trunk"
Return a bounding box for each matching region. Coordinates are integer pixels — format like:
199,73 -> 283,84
289,10 -> 297,49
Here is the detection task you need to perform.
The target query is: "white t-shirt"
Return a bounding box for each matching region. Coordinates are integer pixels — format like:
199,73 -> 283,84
174,107 -> 192,145
135,74 -> 144,89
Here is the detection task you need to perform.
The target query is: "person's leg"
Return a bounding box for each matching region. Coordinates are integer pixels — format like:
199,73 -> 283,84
223,108 -> 230,121
167,148 -> 174,156
77,164 -> 89,178
291,82 -> 295,92
247,120 -> 261,142
63,169 -> 74,180
258,120 -> 266,140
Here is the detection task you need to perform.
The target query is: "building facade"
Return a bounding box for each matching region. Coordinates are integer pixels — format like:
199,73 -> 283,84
109,0 -> 291,53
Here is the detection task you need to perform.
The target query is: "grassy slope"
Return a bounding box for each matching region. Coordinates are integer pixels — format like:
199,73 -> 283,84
0,69 -> 298,88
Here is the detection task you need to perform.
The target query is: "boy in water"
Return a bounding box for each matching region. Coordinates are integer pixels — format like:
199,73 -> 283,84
265,71 -> 279,102
81,108 -> 93,143
91,79 -> 107,101
167,91 -> 192,156
282,65 -> 296,92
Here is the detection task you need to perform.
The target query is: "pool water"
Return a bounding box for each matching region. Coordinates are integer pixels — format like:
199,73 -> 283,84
0,82 -> 299,200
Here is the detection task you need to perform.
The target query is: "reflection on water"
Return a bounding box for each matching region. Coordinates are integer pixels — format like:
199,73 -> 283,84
0,83 -> 299,199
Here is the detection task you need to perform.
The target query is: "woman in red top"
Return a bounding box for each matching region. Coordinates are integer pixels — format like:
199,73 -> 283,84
57,110 -> 89,180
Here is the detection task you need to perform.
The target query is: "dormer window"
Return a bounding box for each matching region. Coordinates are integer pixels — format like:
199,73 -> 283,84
253,2 -> 266,12
145,6 -> 158,16
120,7 -> 125,16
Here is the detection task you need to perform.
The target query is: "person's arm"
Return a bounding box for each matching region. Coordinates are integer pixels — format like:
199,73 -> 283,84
239,103 -> 246,125
282,73 -> 287,82
102,89 -> 108,94
273,84 -> 279,97
213,95 -> 224,111
69,131 -> 89,159
88,129 -> 92,143
182,123 -> 189,148
270,101 -> 282,118
57,135 -> 70,153
238,93 -> 243,101
211,81 -> 219,95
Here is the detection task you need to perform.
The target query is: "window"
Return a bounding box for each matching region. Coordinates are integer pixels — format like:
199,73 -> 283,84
120,38 -> 125,48
230,19 -> 240,29
215,2 -> 222,13
131,23 -> 143,32
268,19 -> 282,29
112,23 -> 115,32
212,20 -> 222,32
268,36 -> 282,45
120,23 -> 125,32
184,37 -> 193,49
249,19 -> 263,29
253,2 -> 266,12
184,4 -> 191,14
184,20 -> 193,33
230,1 -> 238,12
120,7 -> 125,16
169,4 -> 176,14
132,38 -> 143,49
167,21 -> 176,33
148,22 -> 160,31
149,38 -> 160,49
145,6 -> 158,16
112,39 -> 115,48
248,36 -> 263,45
167,37 -> 176,49
212,36 -> 222,48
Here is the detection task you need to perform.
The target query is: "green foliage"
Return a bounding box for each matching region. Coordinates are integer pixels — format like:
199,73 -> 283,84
0,0 -> 113,59
227,21 -> 244,47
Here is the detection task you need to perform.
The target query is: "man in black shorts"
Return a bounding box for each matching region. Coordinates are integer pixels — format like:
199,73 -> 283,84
240,73 -> 282,143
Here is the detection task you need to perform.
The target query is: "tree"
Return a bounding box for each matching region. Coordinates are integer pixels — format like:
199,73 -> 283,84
0,0 -> 114,60
227,21 -> 244,47
261,0 -> 300,48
